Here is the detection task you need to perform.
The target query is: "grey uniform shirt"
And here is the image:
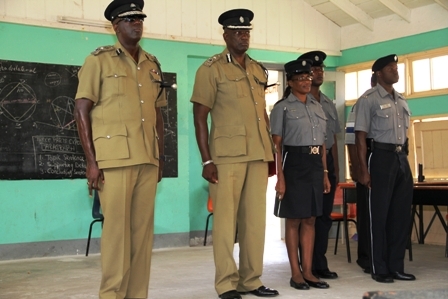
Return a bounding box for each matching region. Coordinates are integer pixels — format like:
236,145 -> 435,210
354,85 -> 411,144
345,104 -> 356,145
270,93 -> 327,146
309,91 -> 341,149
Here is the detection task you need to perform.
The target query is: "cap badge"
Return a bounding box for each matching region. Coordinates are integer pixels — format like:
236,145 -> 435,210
239,16 -> 244,23
302,61 -> 306,66
130,3 -> 136,7
394,55 -> 398,61
315,55 -> 319,61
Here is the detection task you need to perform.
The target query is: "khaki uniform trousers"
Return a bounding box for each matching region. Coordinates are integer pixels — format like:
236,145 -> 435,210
98,164 -> 158,299
209,160 -> 268,295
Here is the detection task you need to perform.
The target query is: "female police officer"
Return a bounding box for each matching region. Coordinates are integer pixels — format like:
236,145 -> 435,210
270,59 -> 331,290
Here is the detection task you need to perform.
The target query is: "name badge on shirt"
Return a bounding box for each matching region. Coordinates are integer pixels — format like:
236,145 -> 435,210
380,103 -> 392,110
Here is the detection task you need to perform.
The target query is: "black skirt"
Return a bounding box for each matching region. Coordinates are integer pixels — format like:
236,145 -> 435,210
277,149 -> 324,219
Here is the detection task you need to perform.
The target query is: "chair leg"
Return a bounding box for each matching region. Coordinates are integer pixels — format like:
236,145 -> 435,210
86,219 -> 102,256
334,221 -> 341,255
346,220 -> 357,263
204,213 -> 213,246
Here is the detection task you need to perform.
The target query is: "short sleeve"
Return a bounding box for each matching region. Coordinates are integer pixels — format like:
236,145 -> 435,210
75,55 -> 101,103
345,104 -> 356,145
190,65 -> 217,109
354,97 -> 371,134
270,104 -> 285,136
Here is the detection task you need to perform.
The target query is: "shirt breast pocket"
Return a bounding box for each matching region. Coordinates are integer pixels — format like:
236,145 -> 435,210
375,108 -> 393,131
104,70 -> 127,96
224,74 -> 246,98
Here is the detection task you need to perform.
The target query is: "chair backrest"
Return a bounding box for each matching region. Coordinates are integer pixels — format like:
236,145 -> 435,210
207,196 -> 213,213
92,191 -> 103,220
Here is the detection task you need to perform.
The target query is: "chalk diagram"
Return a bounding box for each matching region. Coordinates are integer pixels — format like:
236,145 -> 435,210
34,96 -> 77,132
0,80 -> 37,124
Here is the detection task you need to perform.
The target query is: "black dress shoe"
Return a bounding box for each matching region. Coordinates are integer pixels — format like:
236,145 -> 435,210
304,278 -> 329,289
313,269 -> 338,279
363,267 -> 371,274
290,278 -> 310,290
390,271 -> 416,281
371,274 -> 394,283
240,286 -> 279,297
219,290 -> 242,299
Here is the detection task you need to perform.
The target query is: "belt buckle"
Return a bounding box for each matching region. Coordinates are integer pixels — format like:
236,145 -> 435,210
395,145 -> 402,153
310,146 -> 320,155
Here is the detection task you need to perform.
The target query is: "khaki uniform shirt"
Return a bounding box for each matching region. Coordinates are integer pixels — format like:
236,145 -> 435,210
76,41 -> 167,169
355,85 -> 411,144
190,49 -> 274,164
309,92 -> 341,149
270,93 -> 327,146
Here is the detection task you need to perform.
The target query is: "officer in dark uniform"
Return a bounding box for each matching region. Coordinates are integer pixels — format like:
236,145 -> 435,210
298,51 -> 340,280
355,54 -> 415,283
270,59 -> 331,291
345,74 -> 377,274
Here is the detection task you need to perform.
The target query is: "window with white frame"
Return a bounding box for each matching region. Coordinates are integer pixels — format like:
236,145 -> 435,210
412,55 -> 448,93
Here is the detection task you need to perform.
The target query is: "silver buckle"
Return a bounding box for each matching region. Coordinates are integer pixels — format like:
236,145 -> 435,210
395,145 -> 402,153
310,146 -> 320,155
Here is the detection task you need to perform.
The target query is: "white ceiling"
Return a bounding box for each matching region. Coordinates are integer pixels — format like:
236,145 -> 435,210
304,0 -> 448,30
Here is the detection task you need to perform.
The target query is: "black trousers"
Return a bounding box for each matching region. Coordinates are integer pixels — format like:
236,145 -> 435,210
368,149 -> 413,275
356,182 -> 370,269
312,150 -> 336,271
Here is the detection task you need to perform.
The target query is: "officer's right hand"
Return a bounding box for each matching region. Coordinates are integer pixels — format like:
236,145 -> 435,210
86,163 -> 104,196
202,163 -> 218,184
358,171 -> 371,189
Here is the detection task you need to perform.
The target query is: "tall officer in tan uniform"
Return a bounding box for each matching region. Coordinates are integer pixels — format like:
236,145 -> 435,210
191,8 -> 278,299
355,54 -> 415,284
74,1 -> 166,298
298,51 -> 340,280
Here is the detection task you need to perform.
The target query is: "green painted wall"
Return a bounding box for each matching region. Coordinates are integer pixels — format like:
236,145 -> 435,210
0,22 -> 301,246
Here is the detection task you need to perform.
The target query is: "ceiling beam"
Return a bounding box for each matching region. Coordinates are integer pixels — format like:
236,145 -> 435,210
329,0 -> 374,31
378,0 -> 411,22
435,0 -> 448,10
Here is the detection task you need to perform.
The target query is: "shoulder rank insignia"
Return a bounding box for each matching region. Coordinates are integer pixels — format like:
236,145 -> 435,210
203,54 -> 220,67
361,86 -> 376,98
248,55 -> 268,80
91,45 -> 115,56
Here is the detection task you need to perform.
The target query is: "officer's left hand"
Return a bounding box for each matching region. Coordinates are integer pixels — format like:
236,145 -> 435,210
323,173 -> 331,193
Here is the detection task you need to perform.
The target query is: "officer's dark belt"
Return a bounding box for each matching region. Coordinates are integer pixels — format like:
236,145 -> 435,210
284,145 -> 322,155
373,141 -> 407,153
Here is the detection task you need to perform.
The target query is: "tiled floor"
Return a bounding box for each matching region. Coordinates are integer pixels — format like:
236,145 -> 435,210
1,239 -> 447,299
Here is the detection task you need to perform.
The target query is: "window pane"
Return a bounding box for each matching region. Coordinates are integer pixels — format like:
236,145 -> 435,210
431,55 -> 448,90
345,72 -> 357,100
413,59 -> 431,92
357,69 -> 372,97
395,63 -> 405,93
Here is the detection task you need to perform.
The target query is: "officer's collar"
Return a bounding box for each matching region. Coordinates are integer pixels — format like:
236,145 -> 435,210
377,83 -> 404,100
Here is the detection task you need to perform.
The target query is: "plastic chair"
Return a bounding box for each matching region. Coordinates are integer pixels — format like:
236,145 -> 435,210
85,191 -> 104,256
332,185 -> 357,263
203,196 -> 238,246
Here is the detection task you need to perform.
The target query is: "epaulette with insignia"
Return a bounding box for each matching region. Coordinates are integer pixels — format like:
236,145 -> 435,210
203,55 -> 221,67
360,86 -> 377,99
248,55 -> 268,80
91,45 -> 115,56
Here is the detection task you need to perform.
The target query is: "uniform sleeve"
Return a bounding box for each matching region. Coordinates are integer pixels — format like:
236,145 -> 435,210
190,65 -> 217,109
75,55 -> 101,103
155,87 -> 167,108
331,102 -> 341,134
354,97 -> 370,134
270,104 -> 284,136
345,104 -> 356,145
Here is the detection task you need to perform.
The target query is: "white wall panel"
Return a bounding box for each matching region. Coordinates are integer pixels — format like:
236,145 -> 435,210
279,0 -> 293,48
291,0 -> 306,49
196,0 -> 211,40
251,0 -> 267,46
266,0 -> 280,46
0,0 -> 342,55
166,0 -> 182,37
181,0 -> 197,37
148,0 -> 167,35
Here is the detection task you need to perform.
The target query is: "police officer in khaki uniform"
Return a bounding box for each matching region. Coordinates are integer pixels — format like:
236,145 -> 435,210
355,54 -> 415,283
298,51 -> 340,280
191,8 -> 278,299
74,1 -> 166,298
